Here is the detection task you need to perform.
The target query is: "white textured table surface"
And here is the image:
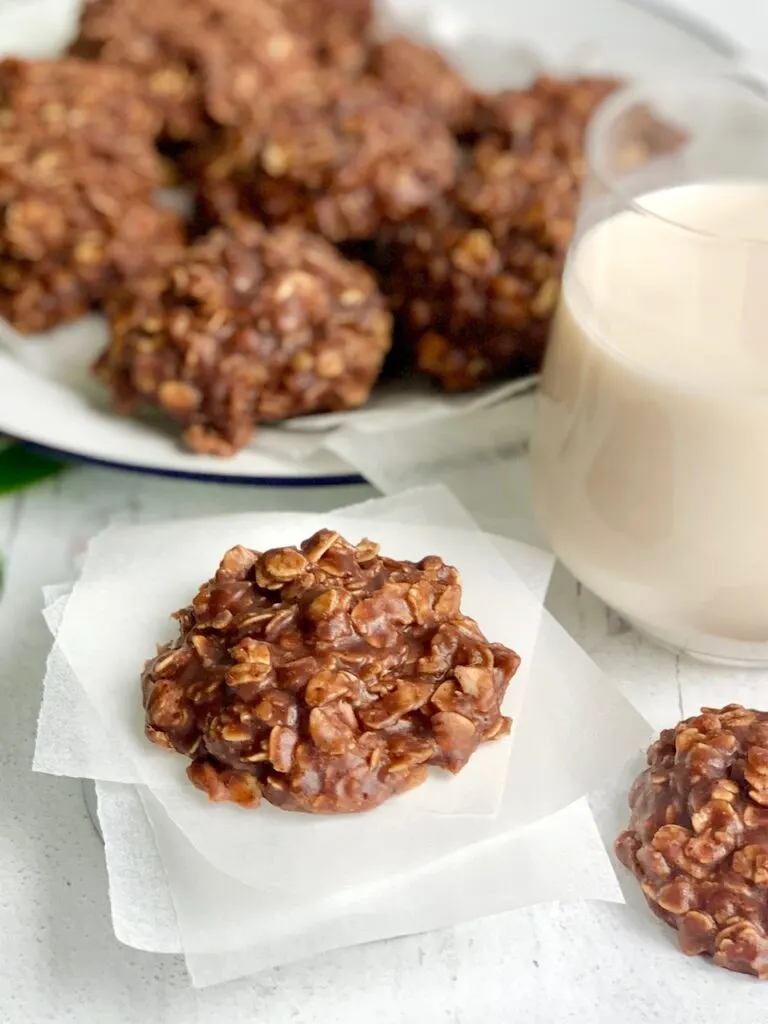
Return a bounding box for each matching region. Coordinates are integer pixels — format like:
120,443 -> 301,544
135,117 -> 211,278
3,1 -> 768,1021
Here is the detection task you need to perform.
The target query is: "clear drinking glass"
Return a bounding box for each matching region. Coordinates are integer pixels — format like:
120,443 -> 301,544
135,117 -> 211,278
531,75 -> 768,666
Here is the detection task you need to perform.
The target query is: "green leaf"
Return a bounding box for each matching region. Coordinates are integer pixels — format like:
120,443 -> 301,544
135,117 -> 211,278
0,443 -> 67,494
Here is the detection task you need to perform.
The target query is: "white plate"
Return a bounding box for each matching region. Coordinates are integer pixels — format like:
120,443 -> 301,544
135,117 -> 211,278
0,0 -> 734,485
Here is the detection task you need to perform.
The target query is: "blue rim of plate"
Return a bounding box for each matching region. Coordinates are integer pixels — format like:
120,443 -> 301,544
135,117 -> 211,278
18,440 -> 368,488
5,0 -> 736,488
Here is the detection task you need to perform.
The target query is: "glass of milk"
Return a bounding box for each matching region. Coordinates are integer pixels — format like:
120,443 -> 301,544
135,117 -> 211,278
531,75 -> 768,666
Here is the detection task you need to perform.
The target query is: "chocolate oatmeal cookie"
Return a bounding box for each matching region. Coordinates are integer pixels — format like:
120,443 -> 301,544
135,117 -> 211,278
143,530 -> 520,812
95,221 -> 392,454
0,57 -> 180,332
200,77 -> 459,242
368,36 -> 478,135
617,705 -> 768,979
272,0 -> 373,74
379,74 -> 619,389
70,0 -> 318,147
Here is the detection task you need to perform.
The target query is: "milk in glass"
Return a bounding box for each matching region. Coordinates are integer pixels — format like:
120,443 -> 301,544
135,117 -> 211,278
533,180 -> 768,661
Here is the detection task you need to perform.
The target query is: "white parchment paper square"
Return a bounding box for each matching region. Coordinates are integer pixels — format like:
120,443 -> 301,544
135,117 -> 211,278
95,780 -> 625,988
36,486 -> 650,940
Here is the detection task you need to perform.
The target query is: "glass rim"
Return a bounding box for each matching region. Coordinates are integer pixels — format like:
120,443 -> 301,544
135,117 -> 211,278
584,71 -> 768,244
